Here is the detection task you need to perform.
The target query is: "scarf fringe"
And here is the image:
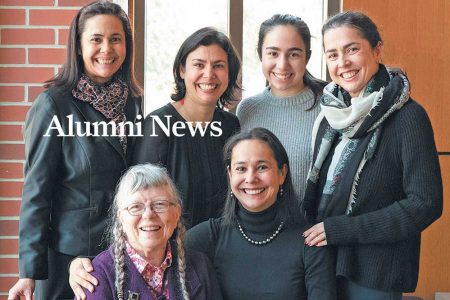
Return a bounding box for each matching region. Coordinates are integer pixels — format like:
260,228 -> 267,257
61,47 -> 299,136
304,65 -> 410,221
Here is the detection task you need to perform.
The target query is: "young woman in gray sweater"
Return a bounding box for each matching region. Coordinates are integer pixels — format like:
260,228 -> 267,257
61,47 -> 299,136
237,14 -> 327,201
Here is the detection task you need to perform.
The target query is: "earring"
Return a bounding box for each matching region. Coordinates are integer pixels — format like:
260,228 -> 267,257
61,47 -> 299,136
230,191 -> 234,199
279,186 -> 284,197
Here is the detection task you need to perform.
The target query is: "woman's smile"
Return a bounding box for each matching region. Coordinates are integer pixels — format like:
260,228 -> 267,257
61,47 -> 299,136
242,187 -> 266,195
229,139 -> 287,213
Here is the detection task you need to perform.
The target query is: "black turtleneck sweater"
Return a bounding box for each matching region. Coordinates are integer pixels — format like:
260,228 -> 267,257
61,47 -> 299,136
185,204 -> 337,300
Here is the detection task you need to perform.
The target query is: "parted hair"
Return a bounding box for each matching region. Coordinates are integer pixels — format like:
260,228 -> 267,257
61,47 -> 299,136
44,0 -> 142,97
257,14 -> 327,107
322,11 -> 382,49
108,164 -> 189,300
221,128 -> 301,226
171,27 -> 242,108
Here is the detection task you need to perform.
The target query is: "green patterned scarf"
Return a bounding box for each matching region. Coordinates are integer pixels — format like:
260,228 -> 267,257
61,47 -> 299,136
303,65 -> 410,223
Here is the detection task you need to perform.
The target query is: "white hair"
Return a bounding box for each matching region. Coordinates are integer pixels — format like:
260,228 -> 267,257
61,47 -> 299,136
108,163 -> 190,300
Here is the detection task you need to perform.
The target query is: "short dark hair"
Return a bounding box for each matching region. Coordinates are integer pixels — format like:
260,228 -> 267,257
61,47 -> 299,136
322,11 -> 382,49
222,127 -> 300,226
45,0 -> 142,97
257,14 -> 327,106
171,27 -> 242,108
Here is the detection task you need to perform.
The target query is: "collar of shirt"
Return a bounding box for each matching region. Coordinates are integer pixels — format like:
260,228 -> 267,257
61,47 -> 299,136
126,241 -> 173,292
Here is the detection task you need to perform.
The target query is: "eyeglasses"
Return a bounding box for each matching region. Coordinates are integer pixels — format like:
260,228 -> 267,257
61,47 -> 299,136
124,200 -> 177,216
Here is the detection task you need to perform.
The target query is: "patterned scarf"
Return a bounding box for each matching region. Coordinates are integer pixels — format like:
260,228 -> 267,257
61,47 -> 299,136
72,74 -> 129,153
303,65 -> 410,223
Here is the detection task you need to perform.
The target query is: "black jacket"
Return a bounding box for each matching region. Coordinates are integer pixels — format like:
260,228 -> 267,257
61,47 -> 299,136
18,87 -> 141,279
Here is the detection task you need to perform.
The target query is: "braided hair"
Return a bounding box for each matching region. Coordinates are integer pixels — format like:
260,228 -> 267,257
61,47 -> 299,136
111,219 -> 126,300
108,163 -> 190,299
175,222 -> 190,300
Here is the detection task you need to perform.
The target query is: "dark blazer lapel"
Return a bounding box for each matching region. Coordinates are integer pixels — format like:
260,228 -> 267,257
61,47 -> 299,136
71,98 -> 126,161
124,95 -> 142,121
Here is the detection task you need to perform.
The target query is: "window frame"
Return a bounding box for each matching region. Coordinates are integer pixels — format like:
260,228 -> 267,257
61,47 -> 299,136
129,0 -> 341,112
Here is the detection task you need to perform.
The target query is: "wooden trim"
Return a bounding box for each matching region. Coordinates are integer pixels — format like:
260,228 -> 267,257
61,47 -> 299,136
129,0 -> 145,90
228,0 -> 243,60
323,0 -> 341,81
228,0 -> 243,111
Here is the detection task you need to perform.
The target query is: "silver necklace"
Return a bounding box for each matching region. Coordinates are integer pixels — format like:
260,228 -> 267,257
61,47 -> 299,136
237,220 -> 284,245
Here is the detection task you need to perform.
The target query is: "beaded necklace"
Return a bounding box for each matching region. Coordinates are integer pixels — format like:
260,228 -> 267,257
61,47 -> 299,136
237,220 -> 284,245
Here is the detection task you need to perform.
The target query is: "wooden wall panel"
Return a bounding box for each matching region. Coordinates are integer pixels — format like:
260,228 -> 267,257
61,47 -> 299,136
342,0 -> 450,152
406,156 -> 450,300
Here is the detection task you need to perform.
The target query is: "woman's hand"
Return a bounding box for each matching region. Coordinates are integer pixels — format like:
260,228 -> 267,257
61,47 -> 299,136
303,222 -> 328,247
8,278 -> 35,300
69,257 -> 97,300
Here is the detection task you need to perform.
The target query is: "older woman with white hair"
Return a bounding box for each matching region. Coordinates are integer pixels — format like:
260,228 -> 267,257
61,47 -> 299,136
79,164 -> 222,300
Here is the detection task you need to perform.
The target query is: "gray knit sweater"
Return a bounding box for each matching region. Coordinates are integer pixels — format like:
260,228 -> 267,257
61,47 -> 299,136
237,87 -> 320,201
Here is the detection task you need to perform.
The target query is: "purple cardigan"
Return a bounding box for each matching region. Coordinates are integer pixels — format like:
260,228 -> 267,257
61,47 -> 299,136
83,242 -> 223,300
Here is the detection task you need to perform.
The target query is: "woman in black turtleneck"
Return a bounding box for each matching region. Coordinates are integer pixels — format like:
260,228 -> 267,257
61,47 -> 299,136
185,128 -> 336,300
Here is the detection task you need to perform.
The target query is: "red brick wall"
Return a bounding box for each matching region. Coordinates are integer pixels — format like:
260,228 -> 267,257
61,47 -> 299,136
0,1 -> 91,298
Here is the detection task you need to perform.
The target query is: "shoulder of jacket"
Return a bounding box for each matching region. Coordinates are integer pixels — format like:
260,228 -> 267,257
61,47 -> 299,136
389,99 -> 429,128
32,87 -> 74,115
399,99 -> 426,116
44,87 -> 72,103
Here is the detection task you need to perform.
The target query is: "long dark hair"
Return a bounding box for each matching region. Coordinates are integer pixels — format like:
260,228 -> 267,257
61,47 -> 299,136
44,0 -> 142,97
257,14 -> 327,108
222,128 -> 300,226
171,27 -> 242,108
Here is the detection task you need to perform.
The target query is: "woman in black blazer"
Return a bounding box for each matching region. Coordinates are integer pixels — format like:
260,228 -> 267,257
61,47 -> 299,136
8,2 -> 142,300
